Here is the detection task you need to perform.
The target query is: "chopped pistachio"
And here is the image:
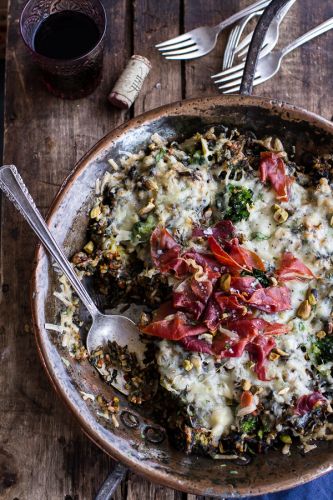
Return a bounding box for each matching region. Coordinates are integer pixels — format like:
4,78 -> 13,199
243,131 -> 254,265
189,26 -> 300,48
275,347 -> 289,357
242,379 -> 252,391
297,299 -> 312,320
138,199 -> 155,216
90,205 -> 101,219
190,356 -> 202,371
280,434 -> 292,444
183,359 -> 193,371
307,293 -> 317,306
306,288 -> 318,305
219,273 -> 231,292
83,241 -> 94,254
143,178 -> 158,191
273,207 -> 289,224
270,276 -> 278,287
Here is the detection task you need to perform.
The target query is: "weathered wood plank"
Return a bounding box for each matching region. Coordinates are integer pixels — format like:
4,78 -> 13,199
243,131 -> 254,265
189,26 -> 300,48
257,0 -> 333,120
0,0 -> 131,498
133,0 -> 182,114
183,0 -> 244,99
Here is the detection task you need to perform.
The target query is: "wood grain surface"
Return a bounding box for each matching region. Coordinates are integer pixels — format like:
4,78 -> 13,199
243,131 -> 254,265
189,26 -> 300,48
0,0 -> 333,499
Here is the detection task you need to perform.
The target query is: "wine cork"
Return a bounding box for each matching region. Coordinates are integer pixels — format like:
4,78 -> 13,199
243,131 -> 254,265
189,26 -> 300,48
108,55 -> 152,109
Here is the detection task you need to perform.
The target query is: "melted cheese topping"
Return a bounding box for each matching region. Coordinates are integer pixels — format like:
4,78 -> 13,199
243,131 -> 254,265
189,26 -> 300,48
61,130 -> 333,446
153,148 -> 333,442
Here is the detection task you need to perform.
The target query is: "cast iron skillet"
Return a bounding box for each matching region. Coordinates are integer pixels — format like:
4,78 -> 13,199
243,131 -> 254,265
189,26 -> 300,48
31,0 -> 333,497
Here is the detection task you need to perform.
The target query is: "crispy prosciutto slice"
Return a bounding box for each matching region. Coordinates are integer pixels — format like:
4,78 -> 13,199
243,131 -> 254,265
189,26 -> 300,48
192,220 -> 236,241
208,236 -> 245,271
259,152 -> 292,202
210,318 -> 287,380
209,236 -> 265,273
276,252 -> 316,281
150,228 -> 222,278
180,335 -> 214,355
213,336 -> 249,359
173,277 -> 213,320
203,296 -> 221,332
246,285 -> 291,313
150,227 -> 181,273
295,392 -> 326,416
141,312 -> 207,341
228,238 -> 266,272
230,276 -> 262,295
215,293 -> 248,318
246,335 -> 276,381
182,250 -> 223,277
226,318 -> 290,337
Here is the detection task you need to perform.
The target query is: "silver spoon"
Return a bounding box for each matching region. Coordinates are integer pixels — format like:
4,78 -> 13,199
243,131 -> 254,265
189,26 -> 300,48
0,165 -> 146,394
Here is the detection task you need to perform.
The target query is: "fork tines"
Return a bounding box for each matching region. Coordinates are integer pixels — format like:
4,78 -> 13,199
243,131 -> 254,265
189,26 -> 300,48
156,32 -> 201,60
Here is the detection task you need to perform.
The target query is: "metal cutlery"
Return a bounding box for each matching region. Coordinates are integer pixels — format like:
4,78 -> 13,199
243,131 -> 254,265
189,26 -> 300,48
223,9 -> 265,69
212,16 -> 333,93
234,0 -> 296,59
156,0 -> 271,60
0,165 -> 146,395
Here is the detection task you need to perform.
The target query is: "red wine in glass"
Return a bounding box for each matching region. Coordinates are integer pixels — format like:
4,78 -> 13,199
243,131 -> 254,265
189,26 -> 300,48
20,0 -> 106,99
34,11 -> 100,60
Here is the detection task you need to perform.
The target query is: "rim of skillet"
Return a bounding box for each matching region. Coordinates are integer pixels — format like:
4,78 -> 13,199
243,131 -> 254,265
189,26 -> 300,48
31,94 -> 333,497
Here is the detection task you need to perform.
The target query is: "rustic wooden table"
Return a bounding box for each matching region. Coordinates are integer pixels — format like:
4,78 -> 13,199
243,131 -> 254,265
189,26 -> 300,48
1,0 -> 333,498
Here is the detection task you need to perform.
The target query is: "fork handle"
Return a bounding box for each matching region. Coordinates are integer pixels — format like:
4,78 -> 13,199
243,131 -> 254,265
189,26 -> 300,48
217,0 -> 271,31
282,17 -> 333,57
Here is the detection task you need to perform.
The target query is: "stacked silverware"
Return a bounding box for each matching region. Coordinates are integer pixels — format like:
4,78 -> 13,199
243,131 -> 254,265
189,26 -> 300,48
156,0 -> 333,93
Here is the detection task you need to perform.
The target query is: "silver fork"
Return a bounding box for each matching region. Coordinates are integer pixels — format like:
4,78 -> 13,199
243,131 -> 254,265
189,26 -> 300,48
234,0 -> 296,59
223,9 -> 265,69
156,0 -> 271,60
212,16 -> 333,93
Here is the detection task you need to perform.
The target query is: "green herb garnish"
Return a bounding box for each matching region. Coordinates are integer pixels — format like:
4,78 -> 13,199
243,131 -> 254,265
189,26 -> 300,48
155,148 -> 167,162
252,268 -> 271,287
241,268 -> 270,288
224,184 -> 253,223
312,335 -> 333,364
240,416 -> 257,434
190,150 -> 205,165
251,232 -> 271,241
131,214 -> 156,244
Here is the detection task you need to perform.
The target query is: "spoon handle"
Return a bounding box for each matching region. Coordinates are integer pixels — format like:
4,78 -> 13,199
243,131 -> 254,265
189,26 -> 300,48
0,165 -> 100,318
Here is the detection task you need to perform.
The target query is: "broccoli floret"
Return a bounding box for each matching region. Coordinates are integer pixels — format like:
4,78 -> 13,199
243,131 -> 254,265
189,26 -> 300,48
224,184 -> 254,223
240,415 -> 257,434
131,215 -> 156,244
313,335 -> 333,364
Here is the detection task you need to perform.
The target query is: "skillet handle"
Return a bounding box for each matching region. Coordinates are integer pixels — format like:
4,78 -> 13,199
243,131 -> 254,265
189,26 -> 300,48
240,0 -> 295,95
95,462 -> 128,500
